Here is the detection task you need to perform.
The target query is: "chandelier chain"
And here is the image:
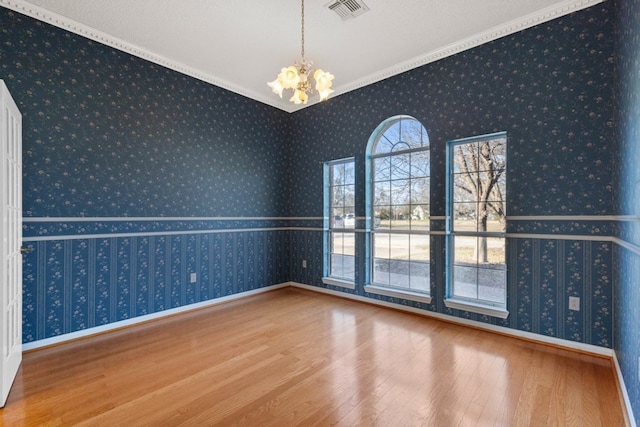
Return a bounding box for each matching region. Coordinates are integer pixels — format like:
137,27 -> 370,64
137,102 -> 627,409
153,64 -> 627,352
267,0 -> 333,104
300,0 -> 305,59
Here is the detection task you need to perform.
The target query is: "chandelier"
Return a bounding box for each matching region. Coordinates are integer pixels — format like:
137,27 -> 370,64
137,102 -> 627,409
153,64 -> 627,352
268,0 -> 334,105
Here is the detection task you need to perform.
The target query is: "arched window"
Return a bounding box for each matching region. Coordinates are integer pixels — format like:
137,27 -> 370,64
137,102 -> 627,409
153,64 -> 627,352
365,116 -> 431,301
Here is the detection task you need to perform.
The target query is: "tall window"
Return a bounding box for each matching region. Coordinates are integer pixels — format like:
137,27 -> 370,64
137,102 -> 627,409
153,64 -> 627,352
367,116 -> 430,299
446,132 -> 507,317
324,158 -> 355,284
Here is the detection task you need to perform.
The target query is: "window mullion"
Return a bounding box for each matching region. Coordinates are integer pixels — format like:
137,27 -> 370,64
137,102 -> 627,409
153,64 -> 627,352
368,117 -> 430,298
325,158 -> 355,283
446,132 -> 507,314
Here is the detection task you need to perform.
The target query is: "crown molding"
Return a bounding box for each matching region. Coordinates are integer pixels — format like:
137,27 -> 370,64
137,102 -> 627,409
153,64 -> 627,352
0,0 -> 284,110
2,0 -> 605,114
331,0 -> 606,100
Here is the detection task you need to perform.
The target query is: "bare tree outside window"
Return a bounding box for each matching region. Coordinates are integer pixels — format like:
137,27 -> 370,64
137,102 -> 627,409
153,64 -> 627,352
449,133 -> 507,306
452,137 -> 506,262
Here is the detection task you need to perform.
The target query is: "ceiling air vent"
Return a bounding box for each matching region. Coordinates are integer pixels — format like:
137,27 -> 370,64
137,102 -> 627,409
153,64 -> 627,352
325,0 -> 370,21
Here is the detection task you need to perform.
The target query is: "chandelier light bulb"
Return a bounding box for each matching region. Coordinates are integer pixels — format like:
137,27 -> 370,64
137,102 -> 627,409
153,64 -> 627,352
283,66 -> 300,87
267,78 -> 285,98
290,89 -> 308,105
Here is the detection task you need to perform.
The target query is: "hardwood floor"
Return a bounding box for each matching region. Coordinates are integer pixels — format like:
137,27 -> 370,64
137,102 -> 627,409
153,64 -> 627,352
0,287 -> 626,426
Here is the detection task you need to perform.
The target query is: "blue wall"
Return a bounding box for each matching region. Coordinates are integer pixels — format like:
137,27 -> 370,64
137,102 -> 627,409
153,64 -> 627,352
615,0 -> 640,423
1,3 -> 619,346
1,5 -> 635,417
1,8 -> 291,341
1,11 -> 291,218
288,2 -> 617,347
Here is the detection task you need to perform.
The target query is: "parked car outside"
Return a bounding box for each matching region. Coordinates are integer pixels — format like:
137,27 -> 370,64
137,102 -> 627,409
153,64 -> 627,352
344,213 -> 355,228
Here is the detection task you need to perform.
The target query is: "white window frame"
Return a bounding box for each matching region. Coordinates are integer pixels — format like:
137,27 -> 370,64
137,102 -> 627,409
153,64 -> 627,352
444,132 -> 508,318
322,158 -> 356,289
364,116 -> 431,303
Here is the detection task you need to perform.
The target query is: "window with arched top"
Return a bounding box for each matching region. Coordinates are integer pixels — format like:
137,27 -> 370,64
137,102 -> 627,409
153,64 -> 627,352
365,116 -> 431,301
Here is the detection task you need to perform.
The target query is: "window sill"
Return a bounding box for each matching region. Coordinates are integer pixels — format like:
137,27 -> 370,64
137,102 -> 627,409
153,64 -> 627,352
322,277 -> 356,290
444,298 -> 509,319
364,285 -> 432,304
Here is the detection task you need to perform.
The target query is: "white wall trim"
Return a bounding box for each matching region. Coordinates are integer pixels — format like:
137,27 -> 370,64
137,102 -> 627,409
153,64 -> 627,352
291,282 -> 614,358
21,229 -> 624,243
22,215 -> 635,223
22,216 -> 323,222
506,233 -> 611,242
508,215 -> 640,222
508,215 -> 617,221
22,227 -> 294,242
612,237 -> 640,258
289,227 -> 324,232
21,283 -> 289,351
614,215 -> 640,222
613,352 -> 638,427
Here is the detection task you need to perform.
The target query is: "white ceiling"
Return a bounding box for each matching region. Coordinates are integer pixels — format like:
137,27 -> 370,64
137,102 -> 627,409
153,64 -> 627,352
3,0 -> 603,112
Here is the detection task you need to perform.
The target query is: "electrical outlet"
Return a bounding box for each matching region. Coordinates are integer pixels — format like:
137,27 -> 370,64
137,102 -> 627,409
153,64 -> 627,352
302,260 -> 307,269
190,273 -> 197,283
568,296 -> 580,311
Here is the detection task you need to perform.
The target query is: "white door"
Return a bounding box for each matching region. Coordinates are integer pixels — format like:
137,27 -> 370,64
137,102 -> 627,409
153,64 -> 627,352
0,80 -> 22,407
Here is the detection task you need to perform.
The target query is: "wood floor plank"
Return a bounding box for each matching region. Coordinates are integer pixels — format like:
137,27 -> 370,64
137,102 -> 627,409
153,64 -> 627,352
0,287 -> 627,426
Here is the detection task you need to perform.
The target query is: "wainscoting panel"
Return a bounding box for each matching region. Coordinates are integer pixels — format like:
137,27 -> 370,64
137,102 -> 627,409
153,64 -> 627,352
22,222 -> 290,343
509,238 -> 613,348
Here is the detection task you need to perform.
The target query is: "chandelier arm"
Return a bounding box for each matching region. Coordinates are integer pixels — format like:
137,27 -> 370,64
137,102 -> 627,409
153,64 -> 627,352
268,0 -> 333,104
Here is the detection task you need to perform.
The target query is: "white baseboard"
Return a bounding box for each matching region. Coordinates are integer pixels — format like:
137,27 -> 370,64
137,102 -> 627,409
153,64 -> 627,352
291,282 -> 640,424
22,280 -> 635,425
25,279 -> 615,357
289,282 -> 613,358
22,283 -> 290,351
613,352 -> 638,427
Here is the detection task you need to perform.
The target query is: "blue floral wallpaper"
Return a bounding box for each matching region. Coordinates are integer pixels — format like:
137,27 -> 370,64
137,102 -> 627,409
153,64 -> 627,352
288,4 -> 615,219
1,1 -> 636,416
0,7 -> 293,342
288,0 -> 617,349
21,230 -> 289,341
614,0 -> 640,423
0,9 -> 291,218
